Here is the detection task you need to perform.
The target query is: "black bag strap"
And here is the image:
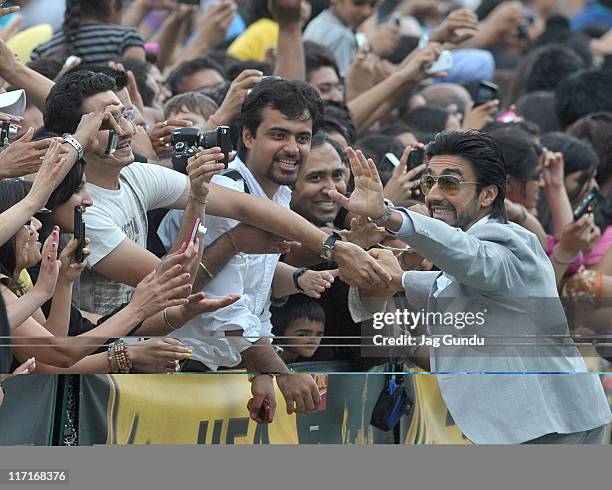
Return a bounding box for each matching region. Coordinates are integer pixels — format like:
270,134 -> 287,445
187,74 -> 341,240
222,169 -> 251,195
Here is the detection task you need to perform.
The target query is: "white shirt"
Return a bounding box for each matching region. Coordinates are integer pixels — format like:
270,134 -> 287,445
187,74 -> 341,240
80,162 -> 187,315
158,157 -> 292,370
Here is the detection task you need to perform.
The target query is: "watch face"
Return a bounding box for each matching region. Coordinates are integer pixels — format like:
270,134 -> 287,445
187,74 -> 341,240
321,245 -> 334,261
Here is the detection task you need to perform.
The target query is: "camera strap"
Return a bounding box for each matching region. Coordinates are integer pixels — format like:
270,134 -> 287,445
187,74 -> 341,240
222,170 -> 251,195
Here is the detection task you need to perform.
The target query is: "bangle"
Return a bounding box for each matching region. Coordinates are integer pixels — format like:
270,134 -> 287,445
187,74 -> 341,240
209,115 -> 224,127
199,260 -> 214,279
189,193 -> 208,205
163,307 -> 178,331
551,245 -> 578,265
226,229 -> 240,255
109,340 -> 132,373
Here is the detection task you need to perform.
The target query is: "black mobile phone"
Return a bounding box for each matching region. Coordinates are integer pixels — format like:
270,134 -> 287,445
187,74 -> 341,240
474,81 -> 499,107
105,129 -> 119,155
407,147 -> 424,172
216,126 -> 232,169
178,0 -> 200,5
73,206 -> 86,263
573,189 -> 601,221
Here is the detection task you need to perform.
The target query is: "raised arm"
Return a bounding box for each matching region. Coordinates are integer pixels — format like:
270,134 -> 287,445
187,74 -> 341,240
270,0 -> 306,81
0,38 -> 54,111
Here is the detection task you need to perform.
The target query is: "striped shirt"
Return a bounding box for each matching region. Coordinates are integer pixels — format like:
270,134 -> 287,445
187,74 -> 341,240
31,24 -> 144,63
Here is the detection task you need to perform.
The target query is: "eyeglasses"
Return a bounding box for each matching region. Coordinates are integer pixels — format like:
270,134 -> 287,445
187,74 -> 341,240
420,175 -> 479,196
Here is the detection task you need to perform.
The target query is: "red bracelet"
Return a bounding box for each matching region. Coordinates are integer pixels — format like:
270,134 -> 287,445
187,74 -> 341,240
209,115 -> 224,127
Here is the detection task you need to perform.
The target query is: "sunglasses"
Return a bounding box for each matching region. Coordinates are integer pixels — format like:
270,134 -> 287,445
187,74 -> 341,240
420,175 -> 479,196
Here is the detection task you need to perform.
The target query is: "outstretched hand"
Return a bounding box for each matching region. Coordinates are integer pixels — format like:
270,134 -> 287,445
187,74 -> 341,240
327,147 -> 386,219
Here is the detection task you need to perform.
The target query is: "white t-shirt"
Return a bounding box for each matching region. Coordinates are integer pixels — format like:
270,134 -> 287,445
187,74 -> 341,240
80,162 -> 187,315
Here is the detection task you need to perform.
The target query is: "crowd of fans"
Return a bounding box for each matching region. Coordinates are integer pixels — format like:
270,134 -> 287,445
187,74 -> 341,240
0,0 -> 611,431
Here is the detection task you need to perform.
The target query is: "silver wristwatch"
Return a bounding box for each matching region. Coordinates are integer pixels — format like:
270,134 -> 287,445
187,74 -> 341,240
371,199 -> 394,226
63,135 -> 84,160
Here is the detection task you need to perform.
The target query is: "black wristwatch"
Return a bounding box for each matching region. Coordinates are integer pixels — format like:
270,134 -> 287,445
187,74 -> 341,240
293,267 -> 308,291
320,232 -> 342,262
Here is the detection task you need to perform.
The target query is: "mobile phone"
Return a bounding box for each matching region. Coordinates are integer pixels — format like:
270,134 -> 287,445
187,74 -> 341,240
474,81 -> 499,107
73,206 -> 86,263
178,0 -> 200,5
355,32 -> 369,52
407,147 -> 424,171
216,126 -> 232,169
573,189 -> 600,221
64,55 -> 78,66
497,111 -> 519,124
188,217 -> 202,244
383,152 -> 400,169
425,50 -> 453,76
105,129 -> 119,155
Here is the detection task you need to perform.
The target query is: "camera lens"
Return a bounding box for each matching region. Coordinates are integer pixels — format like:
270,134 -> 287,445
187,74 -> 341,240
201,130 -> 218,150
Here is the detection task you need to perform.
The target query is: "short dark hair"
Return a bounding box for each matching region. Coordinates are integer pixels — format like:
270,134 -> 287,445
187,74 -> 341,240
321,101 -> 357,144
426,130 -> 508,221
354,133 -> 405,185
402,106 -> 451,134
70,63 -> 129,91
311,131 -> 347,167
515,91 -> 561,134
238,78 -> 324,158
555,68 -> 612,128
120,58 -> 153,106
524,44 -> 585,94
44,70 -> 117,135
271,295 -> 326,337
304,41 -> 340,80
165,57 -> 226,95
26,58 -> 63,80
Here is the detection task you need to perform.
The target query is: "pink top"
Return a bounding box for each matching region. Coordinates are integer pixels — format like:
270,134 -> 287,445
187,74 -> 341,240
546,226 -> 612,274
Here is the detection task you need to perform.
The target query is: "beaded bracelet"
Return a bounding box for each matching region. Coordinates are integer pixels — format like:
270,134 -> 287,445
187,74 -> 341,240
109,340 -> 132,374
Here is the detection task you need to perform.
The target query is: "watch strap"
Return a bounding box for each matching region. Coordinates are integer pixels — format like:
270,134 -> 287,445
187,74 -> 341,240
292,267 -> 308,291
372,199 -> 394,227
63,135 -> 84,160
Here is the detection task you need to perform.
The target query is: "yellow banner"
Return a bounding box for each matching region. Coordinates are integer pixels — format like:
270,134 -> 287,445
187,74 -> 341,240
405,371 -> 472,445
105,373 -> 329,445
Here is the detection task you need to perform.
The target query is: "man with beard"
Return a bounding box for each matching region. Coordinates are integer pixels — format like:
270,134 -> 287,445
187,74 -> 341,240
158,78 -> 329,423
331,130 -> 612,444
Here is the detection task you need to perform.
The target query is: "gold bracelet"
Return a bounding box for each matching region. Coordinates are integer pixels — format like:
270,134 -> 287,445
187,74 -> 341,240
163,307 -> 178,331
199,261 -> 214,279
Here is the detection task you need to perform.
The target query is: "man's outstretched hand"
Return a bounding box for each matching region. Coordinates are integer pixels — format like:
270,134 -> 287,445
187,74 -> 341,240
334,240 -> 392,289
328,147 -> 387,219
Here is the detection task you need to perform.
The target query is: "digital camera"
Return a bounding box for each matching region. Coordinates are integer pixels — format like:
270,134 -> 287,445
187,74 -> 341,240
170,126 -> 232,174
0,120 -> 18,148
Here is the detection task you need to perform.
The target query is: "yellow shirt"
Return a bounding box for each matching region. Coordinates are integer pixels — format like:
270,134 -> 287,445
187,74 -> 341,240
227,18 -> 278,62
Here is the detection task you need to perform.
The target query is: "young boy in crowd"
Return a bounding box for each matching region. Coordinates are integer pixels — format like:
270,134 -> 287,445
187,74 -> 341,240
271,295 -> 325,364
